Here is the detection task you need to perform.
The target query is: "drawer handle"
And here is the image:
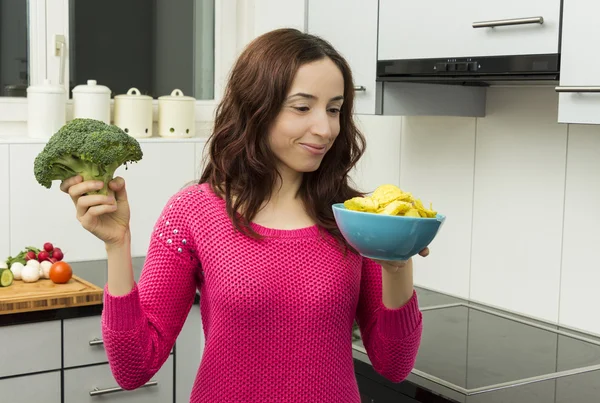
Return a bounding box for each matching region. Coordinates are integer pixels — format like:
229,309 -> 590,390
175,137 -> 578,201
354,85 -> 366,92
89,338 -> 104,346
555,86 -> 600,93
89,380 -> 158,396
472,16 -> 544,28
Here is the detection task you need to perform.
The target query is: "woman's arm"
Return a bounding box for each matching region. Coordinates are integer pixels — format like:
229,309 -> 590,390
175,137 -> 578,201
101,189 -> 202,390
355,258 -> 423,383
381,258 -> 414,309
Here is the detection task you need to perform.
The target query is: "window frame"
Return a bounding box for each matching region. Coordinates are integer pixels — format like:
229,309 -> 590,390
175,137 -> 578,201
0,0 -> 239,127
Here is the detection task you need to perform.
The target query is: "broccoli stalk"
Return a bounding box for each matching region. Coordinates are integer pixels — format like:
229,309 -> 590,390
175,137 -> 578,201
34,118 -> 143,195
49,154 -> 123,195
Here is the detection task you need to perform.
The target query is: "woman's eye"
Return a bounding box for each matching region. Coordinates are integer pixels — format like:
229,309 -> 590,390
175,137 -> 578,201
293,106 -> 310,112
328,108 -> 341,114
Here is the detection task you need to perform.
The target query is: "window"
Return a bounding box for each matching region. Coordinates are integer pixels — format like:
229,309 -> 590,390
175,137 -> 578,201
0,0 -> 29,97
67,0 -> 215,100
0,0 -> 238,125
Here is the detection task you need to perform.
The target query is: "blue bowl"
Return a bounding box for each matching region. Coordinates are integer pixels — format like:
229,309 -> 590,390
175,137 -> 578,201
332,203 -> 446,261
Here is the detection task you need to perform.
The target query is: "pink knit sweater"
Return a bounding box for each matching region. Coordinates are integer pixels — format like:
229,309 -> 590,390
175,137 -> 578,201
101,183 -> 423,402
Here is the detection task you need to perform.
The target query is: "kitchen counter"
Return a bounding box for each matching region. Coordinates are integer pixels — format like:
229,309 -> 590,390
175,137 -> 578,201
352,287 -> 600,403
0,291 -> 200,327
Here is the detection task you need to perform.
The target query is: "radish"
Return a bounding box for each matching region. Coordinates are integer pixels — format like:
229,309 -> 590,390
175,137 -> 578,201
52,248 -> 64,261
38,251 -> 50,262
25,251 -> 36,261
44,242 -> 54,253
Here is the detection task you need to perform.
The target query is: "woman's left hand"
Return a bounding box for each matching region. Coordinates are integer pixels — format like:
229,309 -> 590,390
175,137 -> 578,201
374,247 -> 430,273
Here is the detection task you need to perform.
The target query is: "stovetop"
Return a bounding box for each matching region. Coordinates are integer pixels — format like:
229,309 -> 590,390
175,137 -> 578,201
352,287 -> 600,402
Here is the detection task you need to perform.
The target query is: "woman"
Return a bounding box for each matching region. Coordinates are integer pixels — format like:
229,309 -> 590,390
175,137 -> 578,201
61,28 -> 426,402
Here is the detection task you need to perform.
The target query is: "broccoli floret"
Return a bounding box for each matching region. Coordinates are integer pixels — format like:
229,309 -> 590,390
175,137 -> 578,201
33,118 -> 143,195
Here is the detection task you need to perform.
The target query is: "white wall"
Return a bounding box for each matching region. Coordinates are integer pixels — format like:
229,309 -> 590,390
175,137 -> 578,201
399,86 -> 600,336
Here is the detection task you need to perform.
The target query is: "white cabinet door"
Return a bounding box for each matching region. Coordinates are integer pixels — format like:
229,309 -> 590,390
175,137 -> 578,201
175,304 -> 204,403
378,0 -> 561,60
0,145 -> 8,262
557,0 -> 600,124
116,141 -> 197,257
0,371 -> 61,403
307,0 -> 379,114
238,0 -> 307,51
9,143 -> 107,261
64,356 -> 173,403
0,321 -> 61,378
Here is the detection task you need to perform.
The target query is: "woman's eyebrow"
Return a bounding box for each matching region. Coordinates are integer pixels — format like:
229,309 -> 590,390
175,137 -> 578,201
286,92 -> 344,102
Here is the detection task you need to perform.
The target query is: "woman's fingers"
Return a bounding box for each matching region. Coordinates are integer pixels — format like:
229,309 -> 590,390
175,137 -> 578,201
78,204 -> 118,230
60,175 -> 83,193
109,177 -> 128,202
68,180 -> 105,203
76,195 -> 115,219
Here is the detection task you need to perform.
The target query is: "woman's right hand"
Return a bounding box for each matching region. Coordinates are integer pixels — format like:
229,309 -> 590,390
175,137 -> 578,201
60,176 -> 131,247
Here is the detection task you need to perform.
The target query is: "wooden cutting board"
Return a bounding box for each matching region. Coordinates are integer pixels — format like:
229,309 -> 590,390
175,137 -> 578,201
0,275 -> 103,315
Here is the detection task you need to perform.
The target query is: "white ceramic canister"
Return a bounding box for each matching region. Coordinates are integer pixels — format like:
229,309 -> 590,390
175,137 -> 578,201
158,89 -> 196,138
72,79 -> 111,124
26,79 -> 67,139
114,88 -> 153,138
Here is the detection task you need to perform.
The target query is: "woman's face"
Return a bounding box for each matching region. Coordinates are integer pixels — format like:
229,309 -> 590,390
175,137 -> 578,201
268,57 -> 344,177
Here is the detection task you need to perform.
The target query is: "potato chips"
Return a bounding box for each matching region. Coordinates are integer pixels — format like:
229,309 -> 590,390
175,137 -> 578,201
344,184 -> 437,218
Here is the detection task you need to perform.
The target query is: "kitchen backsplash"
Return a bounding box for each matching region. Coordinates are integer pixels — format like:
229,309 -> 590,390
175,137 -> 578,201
398,86 -> 600,337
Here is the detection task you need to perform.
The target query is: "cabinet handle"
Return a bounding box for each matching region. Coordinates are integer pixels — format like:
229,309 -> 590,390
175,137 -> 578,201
354,85 -> 366,92
555,86 -> 600,93
88,338 -> 104,346
472,16 -> 544,28
89,380 -> 158,396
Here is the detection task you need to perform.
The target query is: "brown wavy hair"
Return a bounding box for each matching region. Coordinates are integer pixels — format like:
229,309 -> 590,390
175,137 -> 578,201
199,28 -> 366,247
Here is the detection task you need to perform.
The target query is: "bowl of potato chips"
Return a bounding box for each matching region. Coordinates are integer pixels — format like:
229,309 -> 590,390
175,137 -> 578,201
332,184 -> 445,261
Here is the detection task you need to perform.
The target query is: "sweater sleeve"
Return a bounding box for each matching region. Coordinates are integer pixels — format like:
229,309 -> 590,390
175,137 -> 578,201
101,188 -> 203,390
355,257 -> 423,383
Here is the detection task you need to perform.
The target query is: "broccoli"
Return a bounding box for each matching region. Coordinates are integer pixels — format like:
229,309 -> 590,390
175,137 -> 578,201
33,118 -> 143,195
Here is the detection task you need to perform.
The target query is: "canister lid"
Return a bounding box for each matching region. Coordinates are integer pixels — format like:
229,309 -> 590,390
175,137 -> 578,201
158,89 -> 196,101
114,87 -> 153,101
26,79 -> 65,94
72,79 -> 111,94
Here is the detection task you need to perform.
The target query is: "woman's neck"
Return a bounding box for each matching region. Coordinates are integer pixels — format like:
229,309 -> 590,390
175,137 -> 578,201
252,165 -> 315,230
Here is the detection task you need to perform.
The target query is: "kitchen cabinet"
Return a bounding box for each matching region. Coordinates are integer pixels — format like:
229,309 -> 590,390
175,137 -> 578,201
0,371 -> 61,403
307,0 -> 380,115
9,143 -> 107,261
0,321 -> 61,378
175,303 -> 204,403
7,141 -> 199,261
118,142 -> 197,257
63,316 -> 107,368
557,0 -> 600,124
64,356 -> 173,403
0,145 -> 8,261
378,0 -> 561,61
307,1 -> 484,117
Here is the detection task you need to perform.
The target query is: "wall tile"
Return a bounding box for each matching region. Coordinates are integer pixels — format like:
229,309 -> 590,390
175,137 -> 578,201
400,116 -> 477,299
470,87 -> 567,322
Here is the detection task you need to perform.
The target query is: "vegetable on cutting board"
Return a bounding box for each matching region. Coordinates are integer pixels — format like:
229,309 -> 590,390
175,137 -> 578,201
49,261 -> 72,284
0,269 -> 14,287
10,262 -> 24,280
21,264 -> 40,283
2,241 -> 69,285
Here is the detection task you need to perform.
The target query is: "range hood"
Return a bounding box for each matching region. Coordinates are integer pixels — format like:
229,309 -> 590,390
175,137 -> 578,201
376,1 -> 564,87
376,53 -> 560,86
